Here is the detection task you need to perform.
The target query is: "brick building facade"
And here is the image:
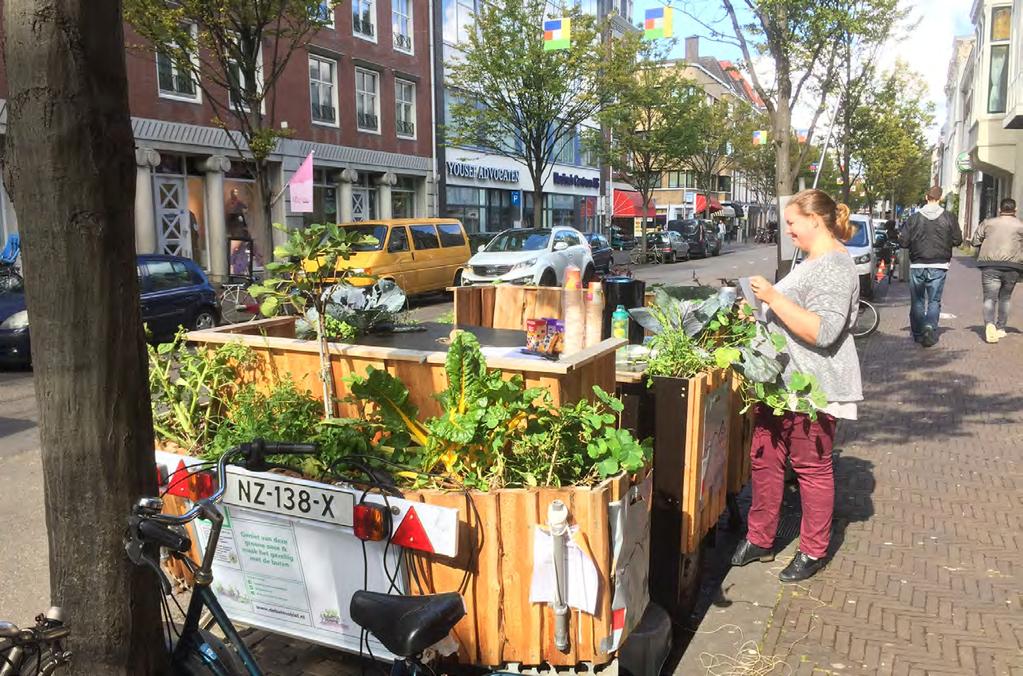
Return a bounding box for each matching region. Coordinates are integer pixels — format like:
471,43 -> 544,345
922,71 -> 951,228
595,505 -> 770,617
0,2 -> 436,282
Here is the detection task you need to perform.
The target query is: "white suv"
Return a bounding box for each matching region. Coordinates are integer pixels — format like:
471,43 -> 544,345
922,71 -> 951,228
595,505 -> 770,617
461,227 -> 595,286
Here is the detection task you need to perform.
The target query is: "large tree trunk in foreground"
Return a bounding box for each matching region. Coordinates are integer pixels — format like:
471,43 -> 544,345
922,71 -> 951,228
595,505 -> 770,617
3,1 -> 166,674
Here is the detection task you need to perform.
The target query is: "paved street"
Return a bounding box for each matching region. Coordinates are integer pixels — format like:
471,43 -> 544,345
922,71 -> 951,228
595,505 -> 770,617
679,255 -> 1023,675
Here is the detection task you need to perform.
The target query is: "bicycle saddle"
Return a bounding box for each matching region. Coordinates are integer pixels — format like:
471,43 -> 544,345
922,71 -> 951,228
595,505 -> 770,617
350,591 -> 465,658
0,621 -> 19,639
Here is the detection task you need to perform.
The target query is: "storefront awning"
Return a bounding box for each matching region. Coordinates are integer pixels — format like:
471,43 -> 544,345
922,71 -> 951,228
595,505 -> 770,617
694,194 -> 723,215
613,190 -> 657,218
725,201 -> 745,218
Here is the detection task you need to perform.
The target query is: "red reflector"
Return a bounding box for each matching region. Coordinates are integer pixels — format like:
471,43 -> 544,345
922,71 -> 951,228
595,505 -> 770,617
354,503 -> 388,541
243,303 -> 259,314
391,507 -> 434,553
166,460 -> 216,501
167,460 -> 191,498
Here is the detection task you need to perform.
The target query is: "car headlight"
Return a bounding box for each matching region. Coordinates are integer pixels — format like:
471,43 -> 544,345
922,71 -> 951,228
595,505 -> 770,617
1,310 -> 28,330
854,254 -> 871,265
512,258 -> 538,271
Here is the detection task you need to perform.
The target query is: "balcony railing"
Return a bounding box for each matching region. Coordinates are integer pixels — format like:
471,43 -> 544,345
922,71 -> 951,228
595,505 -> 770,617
353,16 -> 375,37
312,104 -> 336,124
394,33 -> 412,50
396,119 -> 415,137
358,112 -> 379,130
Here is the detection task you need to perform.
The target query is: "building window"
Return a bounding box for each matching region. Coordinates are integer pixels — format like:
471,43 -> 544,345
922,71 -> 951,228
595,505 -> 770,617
395,79 -> 416,138
156,24 -> 199,101
227,36 -> 264,112
990,44 -> 1010,114
554,129 -> 577,165
309,55 -> 338,126
353,0 -> 376,39
992,6 -> 1011,40
356,68 -> 380,132
393,0 -> 413,52
716,175 -> 732,194
667,171 -> 681,188
442,0 -> 475,44
316,1 -> 336,27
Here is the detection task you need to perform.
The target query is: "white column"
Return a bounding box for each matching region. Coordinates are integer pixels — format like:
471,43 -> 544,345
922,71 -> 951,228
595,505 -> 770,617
134,148 -> 161,254
269,162 -> 289,250
377,172 -> 397,220
201,155 -> 231,283
339,168 -> 358,222
418,175 -> 433,217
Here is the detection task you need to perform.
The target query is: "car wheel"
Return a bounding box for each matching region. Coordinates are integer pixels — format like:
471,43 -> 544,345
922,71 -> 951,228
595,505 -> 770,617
192,307 -> 217,331
539,269 -> 558,287
582,265 -> 595,285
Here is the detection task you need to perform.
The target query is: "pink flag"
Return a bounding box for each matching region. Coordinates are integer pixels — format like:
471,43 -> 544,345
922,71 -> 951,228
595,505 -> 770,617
290,152 -> 314,213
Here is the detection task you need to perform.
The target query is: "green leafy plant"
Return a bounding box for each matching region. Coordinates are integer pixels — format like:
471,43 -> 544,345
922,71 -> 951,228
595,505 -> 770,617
248,222 -> 374,416
148,330 -> 255,453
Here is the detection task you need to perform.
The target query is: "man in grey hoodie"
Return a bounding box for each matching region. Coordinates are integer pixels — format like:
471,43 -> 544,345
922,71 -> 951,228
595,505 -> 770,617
900,186 -> 963,346
973,197 -> 1023,343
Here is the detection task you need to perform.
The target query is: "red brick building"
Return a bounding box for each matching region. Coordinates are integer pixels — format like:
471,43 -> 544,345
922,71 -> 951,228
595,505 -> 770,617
0,2 -> 436,281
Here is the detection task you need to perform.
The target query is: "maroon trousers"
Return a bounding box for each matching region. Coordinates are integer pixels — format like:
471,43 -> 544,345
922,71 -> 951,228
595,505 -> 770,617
746,405 -> 837,559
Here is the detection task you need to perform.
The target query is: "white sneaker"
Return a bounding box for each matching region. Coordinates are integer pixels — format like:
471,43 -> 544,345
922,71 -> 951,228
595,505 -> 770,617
996,328 -> 1008,339
985,323 -> 1000,343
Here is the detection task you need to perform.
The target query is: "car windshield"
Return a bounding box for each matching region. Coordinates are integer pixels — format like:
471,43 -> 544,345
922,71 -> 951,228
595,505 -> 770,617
486,230 -> 551,252
341,225 -> 386,251
675,220 -> 701,238
845,220 -> 870,247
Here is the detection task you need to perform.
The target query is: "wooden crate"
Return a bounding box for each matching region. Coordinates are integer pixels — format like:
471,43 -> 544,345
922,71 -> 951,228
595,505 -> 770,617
402,471 -> 647,668
187,318 -> 621,418
453,286 -> 565,330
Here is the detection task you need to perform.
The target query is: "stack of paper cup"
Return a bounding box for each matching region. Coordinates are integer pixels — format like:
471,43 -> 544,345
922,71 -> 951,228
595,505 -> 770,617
563,288 -> 585,355
563,265 -> 582,290
584,282 -> 604,348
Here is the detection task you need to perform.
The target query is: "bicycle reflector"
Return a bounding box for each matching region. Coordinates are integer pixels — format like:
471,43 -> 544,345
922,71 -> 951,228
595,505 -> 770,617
353,503 -> 388,542
166,460 -> 216,502
390,506 -> 435,553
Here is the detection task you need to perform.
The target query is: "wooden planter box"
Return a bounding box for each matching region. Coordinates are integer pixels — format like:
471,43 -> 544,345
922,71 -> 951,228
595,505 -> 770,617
453,285 -> 564,330
402,470 -> 651,668
726,376 -> 754,496
186,317 -> 622,418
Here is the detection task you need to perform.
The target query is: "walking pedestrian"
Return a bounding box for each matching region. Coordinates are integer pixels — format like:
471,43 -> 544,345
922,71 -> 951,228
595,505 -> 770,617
972,197 -> 1023,343
899,186 -> 963,347
731,189 -> 863,583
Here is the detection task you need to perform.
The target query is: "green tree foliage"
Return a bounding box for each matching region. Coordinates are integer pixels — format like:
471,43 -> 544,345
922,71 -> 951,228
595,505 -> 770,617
445,0 -> 640,227
592,55 -> 703,247
125,0 -> 337,235
687,98 -> 750,218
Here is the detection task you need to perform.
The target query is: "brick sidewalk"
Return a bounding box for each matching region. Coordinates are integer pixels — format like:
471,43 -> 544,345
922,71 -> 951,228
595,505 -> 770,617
677,256 -> 1023,675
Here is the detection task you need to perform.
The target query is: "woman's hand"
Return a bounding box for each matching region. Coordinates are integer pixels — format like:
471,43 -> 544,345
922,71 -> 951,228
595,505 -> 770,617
748,275 -> 778,304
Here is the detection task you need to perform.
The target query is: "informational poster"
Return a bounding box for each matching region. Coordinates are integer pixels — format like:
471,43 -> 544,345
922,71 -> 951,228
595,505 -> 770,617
699,380 -> 731,506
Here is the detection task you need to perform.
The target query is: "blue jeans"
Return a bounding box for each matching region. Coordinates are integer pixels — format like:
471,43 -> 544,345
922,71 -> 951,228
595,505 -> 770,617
981,267 -> 1020,329
909,268 -> 947,339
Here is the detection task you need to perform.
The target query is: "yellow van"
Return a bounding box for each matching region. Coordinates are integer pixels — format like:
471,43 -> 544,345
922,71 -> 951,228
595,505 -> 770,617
323,219 -> 472,295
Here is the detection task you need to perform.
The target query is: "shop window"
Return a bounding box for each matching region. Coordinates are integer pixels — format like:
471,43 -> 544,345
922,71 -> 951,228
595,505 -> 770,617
395,79 -> 416,138
302,169 -> 338,228
353,0 -> 377,40
393,0 -> 413,52
410,224 -> 440,249
356,68 -> 380,132
438,224 -> 466,247
224,181 -> 267,275
156,24 -> 200,101
310,55 -> 339,126
392,177 -> 417,218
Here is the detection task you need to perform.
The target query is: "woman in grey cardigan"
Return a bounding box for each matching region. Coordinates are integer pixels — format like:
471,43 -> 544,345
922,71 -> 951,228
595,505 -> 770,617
732,189 -> 864,582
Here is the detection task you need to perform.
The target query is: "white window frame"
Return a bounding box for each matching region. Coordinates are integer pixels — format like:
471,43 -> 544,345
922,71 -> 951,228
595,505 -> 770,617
309,54 -> 340,128
227,37 -> 265,114
353,0 -> 378,43
156,23 -> 202,104
392,0 -> 414,53
355,67 -> 381,134
395,78 -> 416,139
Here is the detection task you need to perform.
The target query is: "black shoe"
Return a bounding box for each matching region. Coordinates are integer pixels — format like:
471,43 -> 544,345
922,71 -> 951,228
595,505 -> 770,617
921,326 -> 937,347
730,539 -> 775,567
778,551 -> 826,582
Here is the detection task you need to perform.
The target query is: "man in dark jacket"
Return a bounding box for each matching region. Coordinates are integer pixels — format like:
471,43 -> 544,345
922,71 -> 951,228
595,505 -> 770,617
900,186 -> 963,346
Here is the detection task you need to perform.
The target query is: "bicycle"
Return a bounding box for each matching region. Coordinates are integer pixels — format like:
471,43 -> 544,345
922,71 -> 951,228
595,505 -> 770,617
217,280 -> 260,325
125,439 -> 321,675
0,608 -> 71,676
628,248 -> 664,266
851,298 -> 879,338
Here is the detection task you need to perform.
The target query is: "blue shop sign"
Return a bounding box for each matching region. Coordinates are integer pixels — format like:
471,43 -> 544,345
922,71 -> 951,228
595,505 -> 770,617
552,172 -> 600,189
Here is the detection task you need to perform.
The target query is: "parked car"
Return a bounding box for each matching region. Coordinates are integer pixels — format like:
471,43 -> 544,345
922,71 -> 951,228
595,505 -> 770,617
666,219 -> 721,258
467,232 -> 497,253
583,232 -> 614,274
645,231 -> 690,263
316,219 -> 472,294
461,227 -> 595,286
846,214 -> 877,298
0,254 -> 219,367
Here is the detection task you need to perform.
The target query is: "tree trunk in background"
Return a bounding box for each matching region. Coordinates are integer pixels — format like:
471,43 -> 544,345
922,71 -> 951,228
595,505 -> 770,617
2,1 -> 166,674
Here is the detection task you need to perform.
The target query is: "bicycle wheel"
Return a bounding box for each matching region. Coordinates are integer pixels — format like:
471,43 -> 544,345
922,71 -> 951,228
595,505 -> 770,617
851,299 -> 879,338
218,286 -> 258,324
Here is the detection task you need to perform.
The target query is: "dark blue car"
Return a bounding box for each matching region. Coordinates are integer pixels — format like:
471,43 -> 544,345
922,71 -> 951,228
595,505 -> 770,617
0,254 -> 220,367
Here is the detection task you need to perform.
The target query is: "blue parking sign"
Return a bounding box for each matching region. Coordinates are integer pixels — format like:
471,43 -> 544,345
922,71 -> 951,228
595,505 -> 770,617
511,190 -> 521,206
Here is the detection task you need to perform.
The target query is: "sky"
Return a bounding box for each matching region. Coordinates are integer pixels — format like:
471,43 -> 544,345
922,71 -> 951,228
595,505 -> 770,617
631,0 -> 974,141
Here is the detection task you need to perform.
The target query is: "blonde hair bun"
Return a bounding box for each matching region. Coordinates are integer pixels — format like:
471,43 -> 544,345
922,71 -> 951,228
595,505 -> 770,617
835,203 -> 852,240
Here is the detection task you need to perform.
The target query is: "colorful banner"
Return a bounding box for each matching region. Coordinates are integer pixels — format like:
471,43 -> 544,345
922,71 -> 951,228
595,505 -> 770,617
643,7 -> 673,40
796,129 -> 809,144
752,130 -> 768,146
543,18 -> 571,51
289,151 -> 314,213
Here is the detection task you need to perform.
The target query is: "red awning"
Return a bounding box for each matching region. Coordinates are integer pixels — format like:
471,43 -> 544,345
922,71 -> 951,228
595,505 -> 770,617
694,194 -> 723,215
613,190 -> 657,218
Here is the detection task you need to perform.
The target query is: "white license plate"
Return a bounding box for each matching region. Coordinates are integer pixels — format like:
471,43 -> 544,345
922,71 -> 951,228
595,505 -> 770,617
223,469 -> 355,527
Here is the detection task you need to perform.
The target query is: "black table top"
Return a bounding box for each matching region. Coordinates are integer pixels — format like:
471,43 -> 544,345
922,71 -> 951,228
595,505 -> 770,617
353,322 -> 526,352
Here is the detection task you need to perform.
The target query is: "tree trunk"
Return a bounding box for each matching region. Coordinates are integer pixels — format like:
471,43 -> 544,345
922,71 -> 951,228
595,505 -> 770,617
2,2 -> 166,674
532,184 -> 544,229
774,94 -> 794,198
